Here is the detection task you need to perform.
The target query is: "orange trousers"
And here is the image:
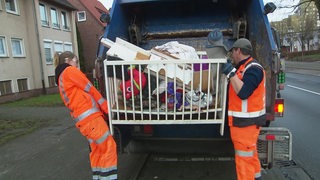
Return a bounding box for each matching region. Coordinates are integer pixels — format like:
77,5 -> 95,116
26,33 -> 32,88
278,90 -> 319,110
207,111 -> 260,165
230,125 -> 261,180
78,116 -> 118,180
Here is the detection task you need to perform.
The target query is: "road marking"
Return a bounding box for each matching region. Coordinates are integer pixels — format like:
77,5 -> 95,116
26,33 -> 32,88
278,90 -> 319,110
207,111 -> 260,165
287,85 -> 320,96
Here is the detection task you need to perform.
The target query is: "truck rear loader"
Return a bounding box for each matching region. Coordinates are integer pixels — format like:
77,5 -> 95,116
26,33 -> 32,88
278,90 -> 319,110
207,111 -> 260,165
94,0 -> 291,169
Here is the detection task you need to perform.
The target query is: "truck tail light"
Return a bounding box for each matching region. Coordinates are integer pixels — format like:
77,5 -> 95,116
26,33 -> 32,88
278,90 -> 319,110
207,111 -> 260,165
274,98 -> 284,117
143,125 -> 153,134
266,134 -> 276,140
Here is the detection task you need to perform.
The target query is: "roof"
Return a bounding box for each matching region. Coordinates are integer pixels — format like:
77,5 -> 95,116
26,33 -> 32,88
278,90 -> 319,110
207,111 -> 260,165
79,0 -> 109,26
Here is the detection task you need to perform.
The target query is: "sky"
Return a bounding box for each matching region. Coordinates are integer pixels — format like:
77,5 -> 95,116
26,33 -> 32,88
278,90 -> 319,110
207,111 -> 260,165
98,0 -> 113,9
98,0 -> 300,22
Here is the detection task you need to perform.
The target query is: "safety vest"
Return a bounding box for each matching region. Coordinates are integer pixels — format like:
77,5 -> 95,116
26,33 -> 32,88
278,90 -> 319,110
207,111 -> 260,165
228,57 -> 266,127
58,66 -> 108,126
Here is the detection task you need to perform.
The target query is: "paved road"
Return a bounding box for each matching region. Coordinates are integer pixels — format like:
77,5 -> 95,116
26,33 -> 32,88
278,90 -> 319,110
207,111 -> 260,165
272,72 -> 320,180
0,106 -> 289,180
0,61 -> 319,180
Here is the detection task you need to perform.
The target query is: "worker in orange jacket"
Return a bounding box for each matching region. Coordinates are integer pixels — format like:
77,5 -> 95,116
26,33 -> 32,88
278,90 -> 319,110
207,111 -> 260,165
222,38 -> 266,180
54,51 -> 117,180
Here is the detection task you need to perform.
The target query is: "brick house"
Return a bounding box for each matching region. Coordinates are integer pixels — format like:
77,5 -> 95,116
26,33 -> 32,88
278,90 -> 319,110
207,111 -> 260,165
67,0 -> 108,80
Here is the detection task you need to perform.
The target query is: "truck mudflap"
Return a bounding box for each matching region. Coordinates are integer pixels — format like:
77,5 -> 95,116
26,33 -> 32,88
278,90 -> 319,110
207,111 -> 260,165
258,127 -> 292,169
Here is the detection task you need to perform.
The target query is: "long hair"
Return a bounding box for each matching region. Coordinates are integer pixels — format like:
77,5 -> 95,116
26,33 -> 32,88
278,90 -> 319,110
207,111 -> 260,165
53,51 -> 76,67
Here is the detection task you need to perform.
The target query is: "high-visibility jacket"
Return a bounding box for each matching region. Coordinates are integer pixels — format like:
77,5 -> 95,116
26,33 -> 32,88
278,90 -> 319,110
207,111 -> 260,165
57,65 -> 108,127
228,57 -> 266,127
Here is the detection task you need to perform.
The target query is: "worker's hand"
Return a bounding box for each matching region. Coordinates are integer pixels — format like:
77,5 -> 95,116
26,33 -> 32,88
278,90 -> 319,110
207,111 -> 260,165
222,60 -> 236,78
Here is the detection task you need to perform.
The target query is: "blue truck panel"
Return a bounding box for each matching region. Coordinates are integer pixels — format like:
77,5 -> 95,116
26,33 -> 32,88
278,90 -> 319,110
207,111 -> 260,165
96,0 -> 283,149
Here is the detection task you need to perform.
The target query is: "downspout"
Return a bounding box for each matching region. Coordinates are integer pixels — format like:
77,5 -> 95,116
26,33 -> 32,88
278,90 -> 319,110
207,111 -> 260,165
32,0 -> 46,94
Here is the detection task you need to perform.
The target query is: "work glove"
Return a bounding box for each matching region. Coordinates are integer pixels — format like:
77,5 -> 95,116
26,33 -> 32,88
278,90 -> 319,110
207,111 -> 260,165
222,59 -> 236,78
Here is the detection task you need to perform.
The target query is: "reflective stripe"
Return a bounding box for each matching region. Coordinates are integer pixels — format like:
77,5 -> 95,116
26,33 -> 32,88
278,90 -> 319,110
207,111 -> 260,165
92,166 -> 117,180
240,61 -> 264,115
96,130 -> 111,144
255,172 -> 261,178
240,61 -> 263,76
93,174 -> 117,180
59,68 -> 101,124
98,97 -> 106,105
245,62 -> 263,72
229,59 -> 266,120
88,130 -> 111,144
235,149 -> 254,157
92,166 -> 117,173
84,82 -> 92,92
74,96 -> 100,122
74,106 -> 100,122
242,99 -> 248,112
228,109 -> 266,118
59,72 -> 70,104
88,138 -> 93,144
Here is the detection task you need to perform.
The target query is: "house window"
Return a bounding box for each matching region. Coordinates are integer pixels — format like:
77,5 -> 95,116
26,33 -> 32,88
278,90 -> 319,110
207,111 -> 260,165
54,41 -> 63,54
5,0 -> 18,14
44,41 -> 53,64
11,38 -> 25,57
50,8 -> 59,28
77,11 -> 86,22
0,80 -> 12,95
39,4 -> 49,26
17,78 -> 28,92
48,76 -> 56,87
61,11 -> 69,30
64,43 -> 72,52
0,36 -> 8,57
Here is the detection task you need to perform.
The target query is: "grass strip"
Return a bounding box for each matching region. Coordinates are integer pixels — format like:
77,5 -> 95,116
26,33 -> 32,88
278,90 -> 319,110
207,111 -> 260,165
0,119 -> 51,145
4,93 -> 63,107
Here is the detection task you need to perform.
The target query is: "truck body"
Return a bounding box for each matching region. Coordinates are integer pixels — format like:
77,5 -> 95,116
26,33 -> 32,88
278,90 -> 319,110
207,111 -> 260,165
95,0 -> 290,168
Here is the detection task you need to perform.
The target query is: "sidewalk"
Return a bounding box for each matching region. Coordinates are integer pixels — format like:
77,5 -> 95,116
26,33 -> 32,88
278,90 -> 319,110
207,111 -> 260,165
285,61 -> 320,76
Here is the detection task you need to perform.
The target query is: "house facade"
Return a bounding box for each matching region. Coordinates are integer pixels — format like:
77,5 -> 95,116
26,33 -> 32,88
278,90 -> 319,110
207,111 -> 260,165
0,0 -> 77,102
67,0 -> 108,79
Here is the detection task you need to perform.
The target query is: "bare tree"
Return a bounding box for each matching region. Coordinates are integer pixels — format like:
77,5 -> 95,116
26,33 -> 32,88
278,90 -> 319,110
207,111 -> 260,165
294,12 -> 316,51
279,0 -> 320,17
275,0 -> 319,52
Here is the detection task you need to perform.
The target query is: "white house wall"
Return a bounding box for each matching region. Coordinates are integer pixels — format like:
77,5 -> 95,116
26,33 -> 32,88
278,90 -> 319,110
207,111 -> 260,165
0,0 -> 39,92
0,0 -> 77,96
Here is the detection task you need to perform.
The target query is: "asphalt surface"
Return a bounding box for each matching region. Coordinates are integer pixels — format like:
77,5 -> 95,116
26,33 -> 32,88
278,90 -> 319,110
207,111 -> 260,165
0,60 -> 319,180
0,106 -> 289,180
0,107 -> 92,179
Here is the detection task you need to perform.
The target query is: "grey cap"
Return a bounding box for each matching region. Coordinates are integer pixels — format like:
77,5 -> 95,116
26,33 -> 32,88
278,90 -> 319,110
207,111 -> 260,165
207,28 -> 228,52
232,38 -> 252,51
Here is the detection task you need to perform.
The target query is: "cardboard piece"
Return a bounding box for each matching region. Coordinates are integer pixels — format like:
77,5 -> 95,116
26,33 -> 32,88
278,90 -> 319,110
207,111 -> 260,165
105,38 -> 212,90
135,52 -> 150,60
192,58 -> 211,92
193,71 -> 209,92
106,37 -> 150,60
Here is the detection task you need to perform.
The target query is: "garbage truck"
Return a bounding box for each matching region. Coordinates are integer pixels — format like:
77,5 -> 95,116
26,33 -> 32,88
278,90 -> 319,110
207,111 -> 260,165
94,0 -> 291,169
